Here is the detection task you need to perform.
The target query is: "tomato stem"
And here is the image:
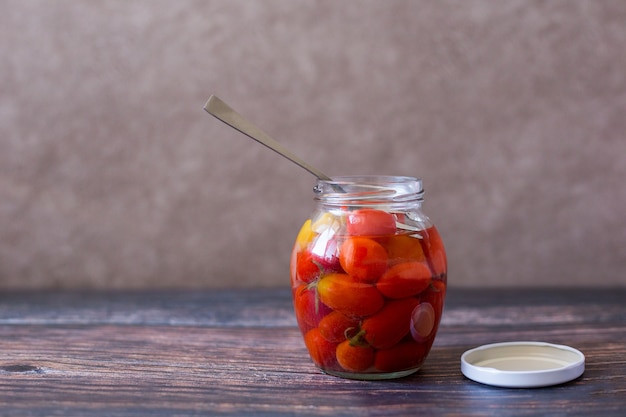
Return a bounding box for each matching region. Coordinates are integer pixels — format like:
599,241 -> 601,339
343,326 -> 359,341
348,328 -> 370,348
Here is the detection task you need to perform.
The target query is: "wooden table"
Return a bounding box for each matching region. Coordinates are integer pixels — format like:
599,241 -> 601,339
1,287 -> 624,416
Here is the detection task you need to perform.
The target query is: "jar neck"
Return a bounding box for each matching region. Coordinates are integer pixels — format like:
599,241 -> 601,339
314,175 -> 424,211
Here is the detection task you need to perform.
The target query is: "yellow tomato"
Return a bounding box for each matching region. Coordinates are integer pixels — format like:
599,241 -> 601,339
295,219 -> 314,251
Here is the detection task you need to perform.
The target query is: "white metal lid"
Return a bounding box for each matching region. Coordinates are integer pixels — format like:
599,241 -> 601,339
461,341 -> 585,388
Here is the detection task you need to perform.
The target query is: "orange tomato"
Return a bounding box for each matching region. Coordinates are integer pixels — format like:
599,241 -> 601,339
336,340 -> 374,372
317,273 -> 385,317
376,261 -> 432,299
294,219 -> 314,250
339,237 -> 388,283
304,328 -> 338,369
360,297 -> 420,349
374,341 -> 428,373
318,311 -> 360,343
380,234 -> 425,264
346,209 -> 397,237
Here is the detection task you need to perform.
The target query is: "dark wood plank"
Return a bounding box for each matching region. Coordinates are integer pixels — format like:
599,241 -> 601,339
0,288 -> 624,416
0,289 -> 296,327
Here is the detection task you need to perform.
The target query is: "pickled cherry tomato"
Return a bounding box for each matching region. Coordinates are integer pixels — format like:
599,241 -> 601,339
318,311 -> 360,343
339,237 -> 388,283
422,279 -> 446,318
295,219 -> 314,250
376,261 -> 432,299
336,340 -> 374,372
422,226 -> 447,276
304,328 -> 338,369
374,341 -> 428,373
295,251 -> 321,284
317,273 -> 385,317
380,234 -> 425,265
346,209 -> 396,237
360,297 -> 420,349
293,284 -> 331,329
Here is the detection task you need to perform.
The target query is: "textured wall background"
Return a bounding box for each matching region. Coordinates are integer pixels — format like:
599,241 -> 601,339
1,0 -> 625,289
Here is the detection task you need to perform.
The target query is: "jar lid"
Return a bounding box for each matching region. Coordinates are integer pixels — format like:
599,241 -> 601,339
461,341 -> 585,388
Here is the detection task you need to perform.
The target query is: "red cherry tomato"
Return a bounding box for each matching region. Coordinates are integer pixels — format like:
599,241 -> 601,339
296,251 -> 321,284
318,311 -> 360,343
360,297 -> 420,349
336,340 -> 375,372
339,237 -> 388,283
317,273 -> 385,317
346,209 -> 397,237
293,284 -> 331,330
304,328 -> 338,369
374,341 -> 428,373
422,226 -> 447,276
376,261 -> 432,299
421,279 -> 446,319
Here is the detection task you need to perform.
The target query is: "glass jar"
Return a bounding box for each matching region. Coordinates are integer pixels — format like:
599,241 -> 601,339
290,175 -> 447,380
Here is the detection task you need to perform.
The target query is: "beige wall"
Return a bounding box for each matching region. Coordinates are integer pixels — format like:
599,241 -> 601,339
1,0 -> 625,289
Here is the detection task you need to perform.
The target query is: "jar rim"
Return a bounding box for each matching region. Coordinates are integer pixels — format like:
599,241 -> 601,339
314,175 -> 424,206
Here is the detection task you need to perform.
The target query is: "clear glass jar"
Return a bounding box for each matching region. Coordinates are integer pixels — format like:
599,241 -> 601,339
290,175 -> 447,380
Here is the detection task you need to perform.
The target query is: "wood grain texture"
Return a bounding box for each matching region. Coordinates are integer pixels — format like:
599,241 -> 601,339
0,288 -> 624,416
